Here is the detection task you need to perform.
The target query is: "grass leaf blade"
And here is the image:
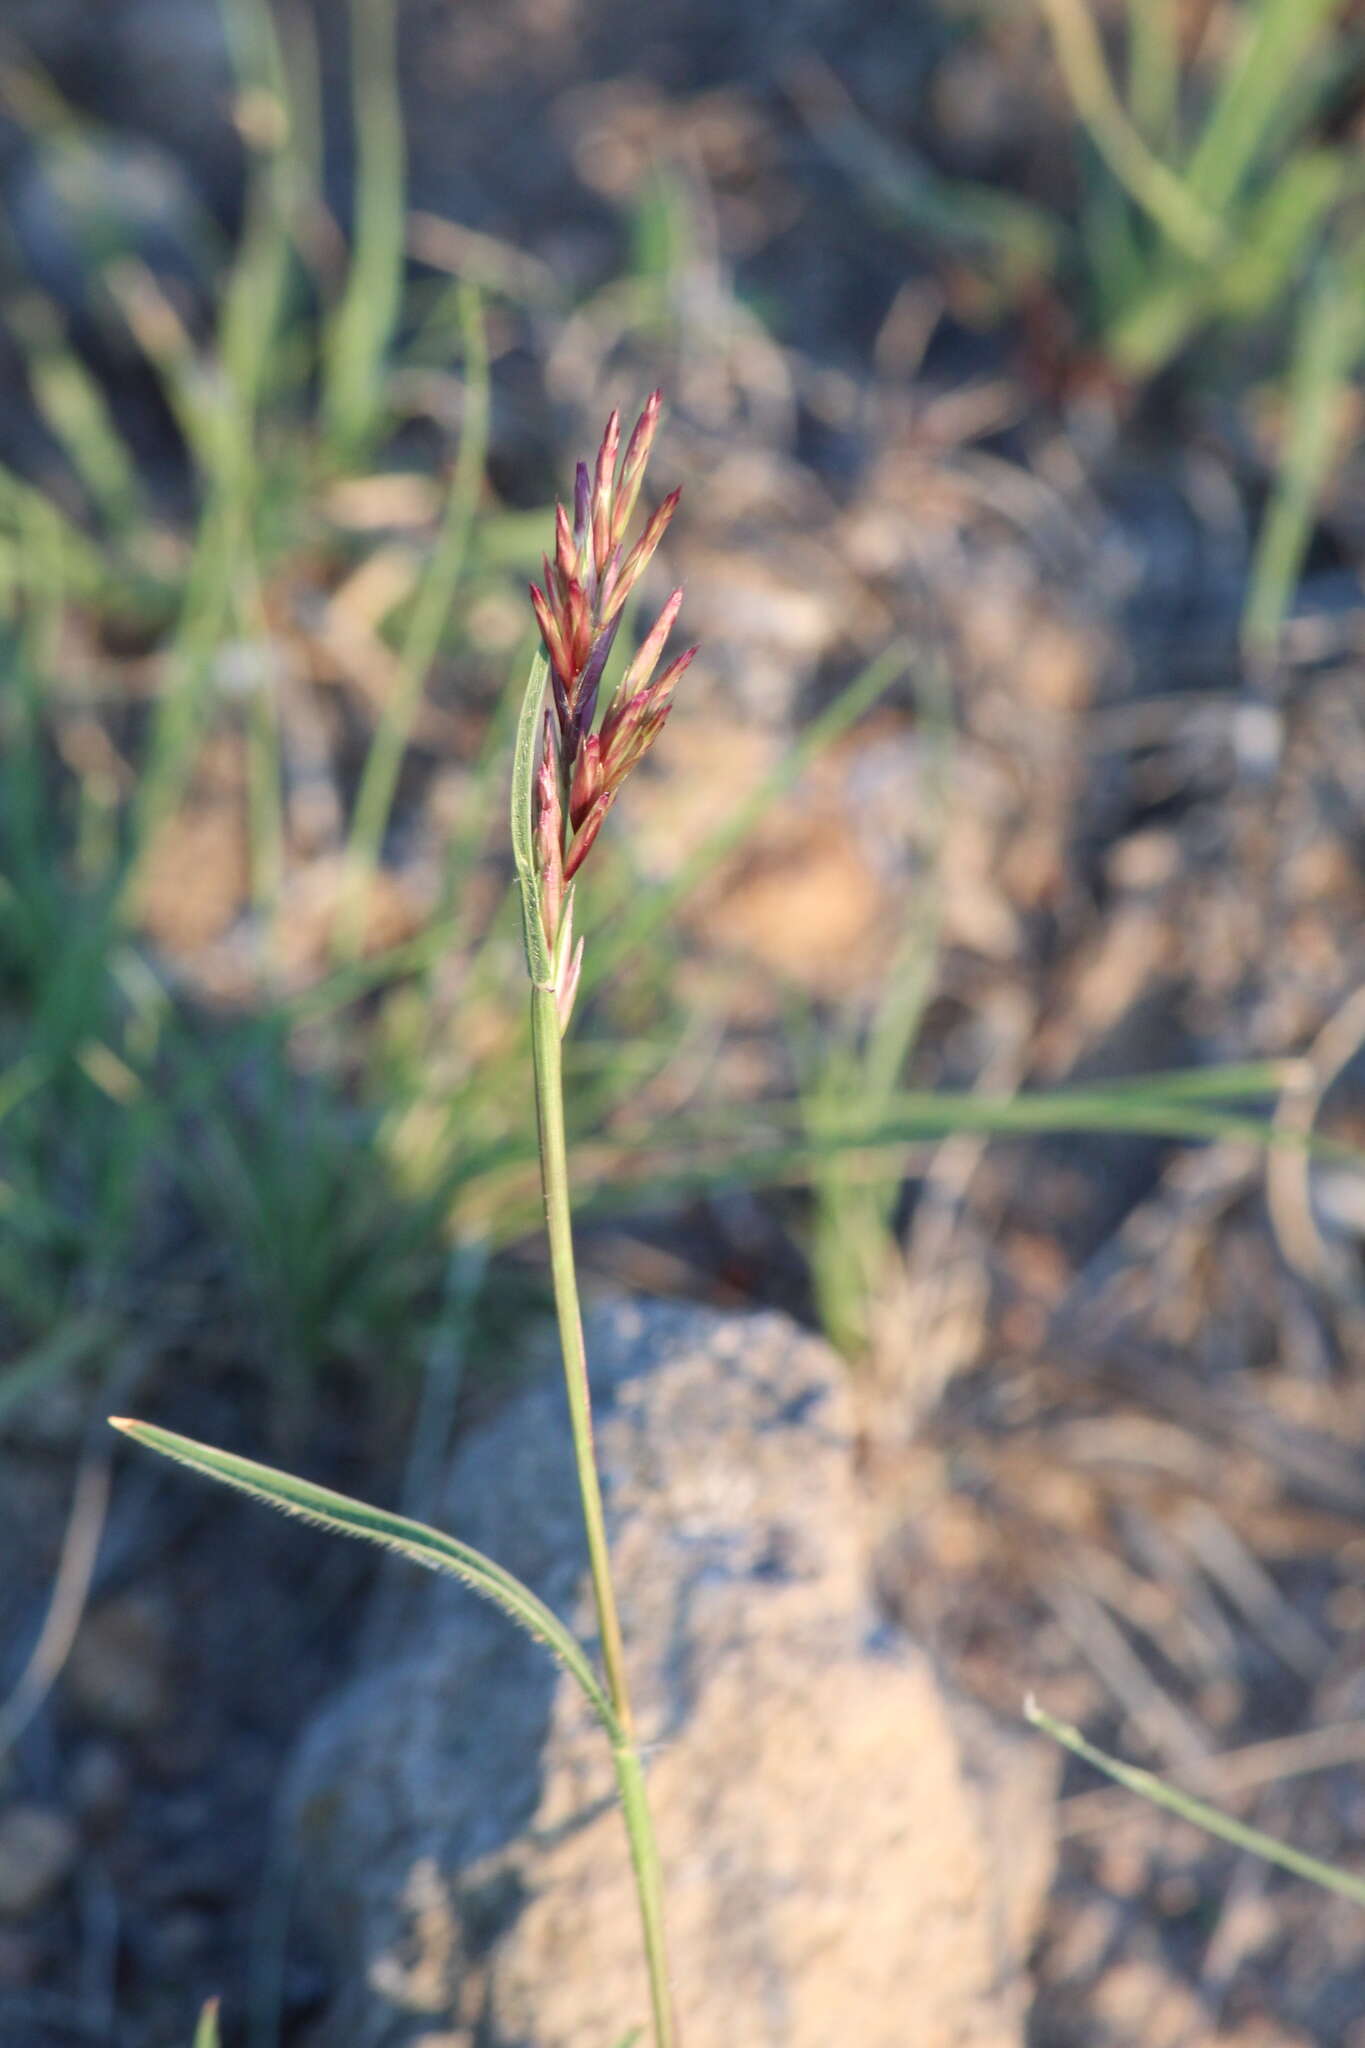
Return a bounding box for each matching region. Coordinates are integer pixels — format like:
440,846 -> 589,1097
1027,1697 -> 1365,1907
110,1417 -> 615,1734
192,1999 -> 222,2048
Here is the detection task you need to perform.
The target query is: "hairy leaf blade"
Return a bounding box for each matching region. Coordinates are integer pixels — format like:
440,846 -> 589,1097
110,1417 -> 615,1733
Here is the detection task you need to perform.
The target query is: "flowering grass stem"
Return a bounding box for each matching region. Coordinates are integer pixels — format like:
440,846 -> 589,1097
529,981 -> 633,1734
529,978 -> 679,2043
517,395 -> 691,2046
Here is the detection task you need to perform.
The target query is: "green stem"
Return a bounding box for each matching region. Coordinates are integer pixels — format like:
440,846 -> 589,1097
614,1740 -> 679,2048
529,981 -> 677,2047
530,984 -> 634,1728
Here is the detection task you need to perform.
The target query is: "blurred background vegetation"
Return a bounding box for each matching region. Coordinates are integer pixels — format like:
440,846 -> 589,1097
2,0 -> 1365,2040
3,0 -> 1359,1409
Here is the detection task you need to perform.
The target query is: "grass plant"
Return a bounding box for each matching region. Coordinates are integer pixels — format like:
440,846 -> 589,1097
115,398 -> 692,2045
1,0 -> 1363,2029
1039,0 -> 1365,647
104,379 -> 1364,2036
1039,0 -> 1356,381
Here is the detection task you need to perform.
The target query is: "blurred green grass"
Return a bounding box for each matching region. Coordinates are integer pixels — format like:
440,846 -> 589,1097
1,0 -> 1359,1430
1038,0 -> 1365,656
800,1 -> 1365,653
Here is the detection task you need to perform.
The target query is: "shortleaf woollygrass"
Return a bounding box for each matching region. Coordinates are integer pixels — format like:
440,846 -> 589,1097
113,395 -> 690,2048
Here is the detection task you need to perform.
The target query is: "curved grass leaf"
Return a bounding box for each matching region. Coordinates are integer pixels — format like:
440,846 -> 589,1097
192,1999 -> 221,2048
109,1417 -> 616,1736
1027,1697 -> 1365,1907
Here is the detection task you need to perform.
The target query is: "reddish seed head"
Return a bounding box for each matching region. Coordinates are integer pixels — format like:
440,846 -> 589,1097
569,731 -> 604,830
564,791 -> 614,880
620,587 -> 684,699
564,579 -> 592,678
653,644 -> 697,699
570,611 -> 621,743
529,583 -> 569,686
528,394 -> 694,959
554,503 -> 576,592
601,644 -> 694,778
613,389 -> 663,544
603,488 -> 681,624
534,711 -> 565,947
598,683 -> 650,766
591,409 -> 621,578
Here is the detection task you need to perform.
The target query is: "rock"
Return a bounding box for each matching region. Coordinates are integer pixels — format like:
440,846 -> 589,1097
287,1297 -> 1054,2046
0,1805 -> 78,1919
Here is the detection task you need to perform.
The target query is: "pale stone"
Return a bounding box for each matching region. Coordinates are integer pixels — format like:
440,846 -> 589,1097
289,1298 -> 1054,2046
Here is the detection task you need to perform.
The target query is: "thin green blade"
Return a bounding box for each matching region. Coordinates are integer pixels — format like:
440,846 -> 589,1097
1027,1698 -> 1365,1907
110,1417 -> 615,1733
192,1999 -> 221,2048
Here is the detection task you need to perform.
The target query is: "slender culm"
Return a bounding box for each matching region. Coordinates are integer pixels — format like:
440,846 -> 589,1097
517,394 -> 693,2046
